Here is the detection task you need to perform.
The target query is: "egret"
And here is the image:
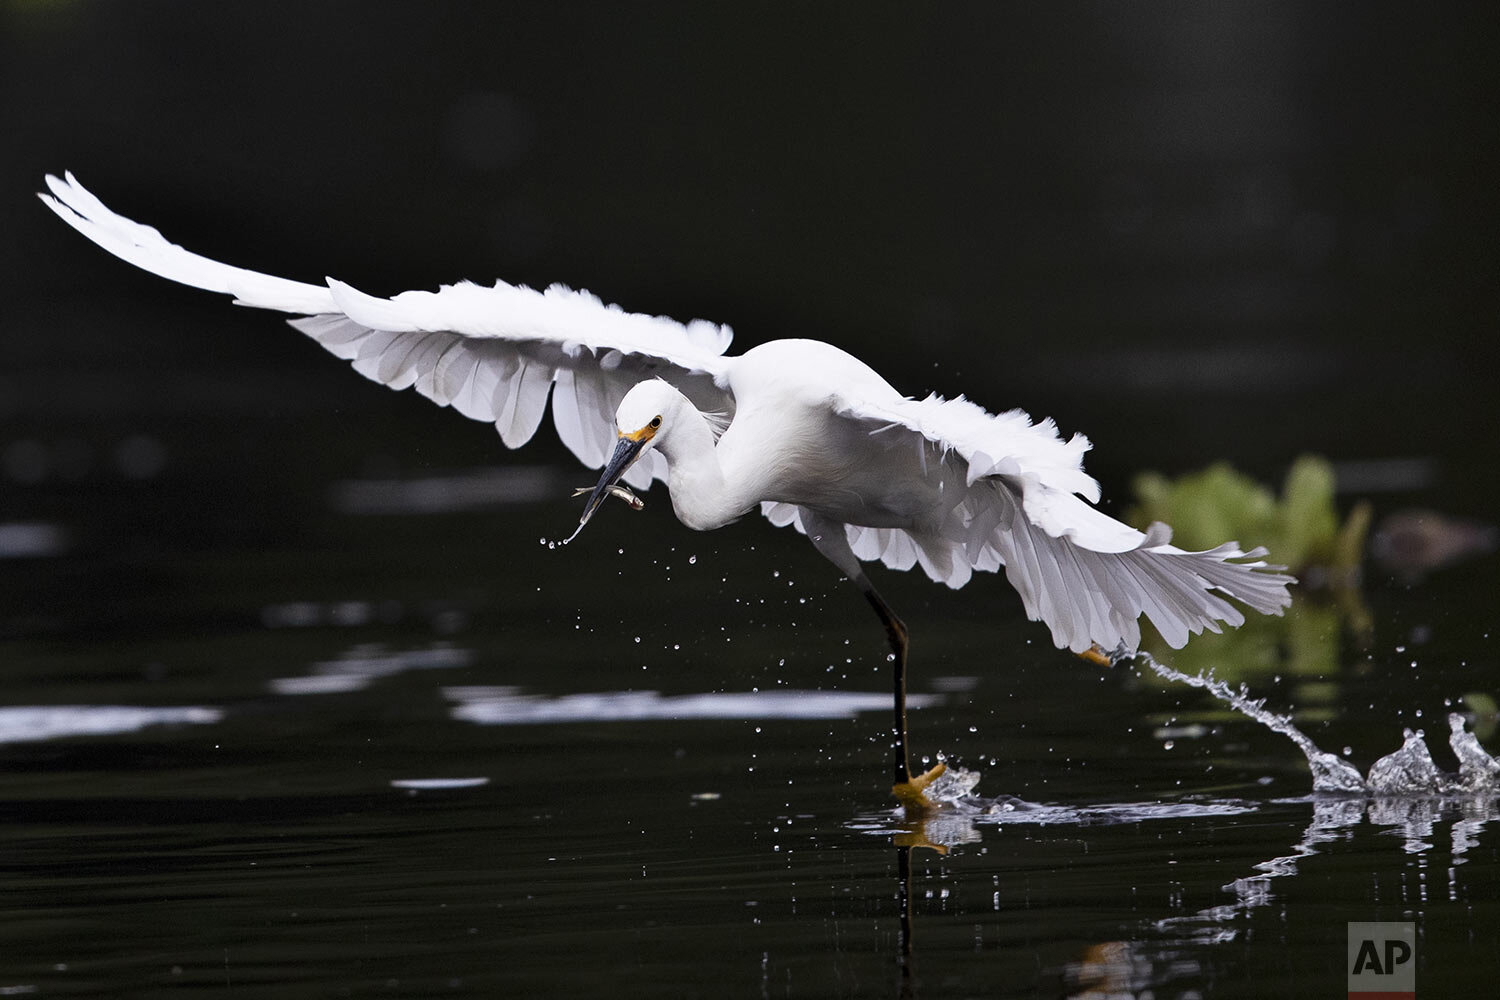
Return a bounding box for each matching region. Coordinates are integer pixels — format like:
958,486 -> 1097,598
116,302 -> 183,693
40,173 -> 1294,800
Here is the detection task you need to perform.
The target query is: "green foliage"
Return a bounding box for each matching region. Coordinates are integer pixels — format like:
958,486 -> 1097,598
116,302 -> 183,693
1127,455 -> 1368,577
1125,455 -> 1374,683
1463,692 -> 1499,741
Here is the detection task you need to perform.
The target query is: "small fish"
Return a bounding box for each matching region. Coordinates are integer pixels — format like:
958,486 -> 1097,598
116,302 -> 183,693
571,484 -> 645,511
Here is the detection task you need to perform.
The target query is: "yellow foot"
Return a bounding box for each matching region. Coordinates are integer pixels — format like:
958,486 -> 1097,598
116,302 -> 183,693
891,762 -> 947,810
892,829 -> 950,855
1077,643 -> 1111,667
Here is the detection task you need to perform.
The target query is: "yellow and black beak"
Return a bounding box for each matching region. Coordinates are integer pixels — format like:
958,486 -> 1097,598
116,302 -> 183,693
569,432 -> 649,541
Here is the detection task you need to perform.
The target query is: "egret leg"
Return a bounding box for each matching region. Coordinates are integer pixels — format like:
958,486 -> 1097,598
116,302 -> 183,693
862,584 -> 913,786
800,511 -> 944,801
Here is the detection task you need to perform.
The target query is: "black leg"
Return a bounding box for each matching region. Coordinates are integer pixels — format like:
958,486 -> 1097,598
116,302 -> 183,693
863,585 -> 912,787
799,513 -> 925,794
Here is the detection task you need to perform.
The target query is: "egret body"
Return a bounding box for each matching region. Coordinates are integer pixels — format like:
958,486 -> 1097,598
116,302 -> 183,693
40,173 -> 1294,797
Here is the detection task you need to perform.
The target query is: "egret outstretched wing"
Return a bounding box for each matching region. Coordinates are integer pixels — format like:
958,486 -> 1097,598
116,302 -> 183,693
38,172 -> 734,489
41,172 -> 1294,655
764,390 -> 1294,653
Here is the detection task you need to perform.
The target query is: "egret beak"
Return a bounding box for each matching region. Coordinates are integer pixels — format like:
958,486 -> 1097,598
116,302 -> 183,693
567,435 -> 646,543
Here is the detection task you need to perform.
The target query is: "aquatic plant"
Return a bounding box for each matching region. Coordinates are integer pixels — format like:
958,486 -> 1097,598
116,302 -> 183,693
1125,455 -> 1371,685
1127,454 -> 1370,586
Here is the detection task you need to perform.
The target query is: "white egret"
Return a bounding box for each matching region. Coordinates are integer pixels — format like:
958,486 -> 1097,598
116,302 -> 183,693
40,173 -> 1294,800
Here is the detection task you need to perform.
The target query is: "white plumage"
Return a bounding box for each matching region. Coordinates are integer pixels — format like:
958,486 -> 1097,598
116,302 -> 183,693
39,171 -> 1293,661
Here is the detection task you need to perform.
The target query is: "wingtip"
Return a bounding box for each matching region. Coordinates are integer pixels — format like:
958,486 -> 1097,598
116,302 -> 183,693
41,174 -> 66,204
37,182 -> 84,228
43,171 -> 79,203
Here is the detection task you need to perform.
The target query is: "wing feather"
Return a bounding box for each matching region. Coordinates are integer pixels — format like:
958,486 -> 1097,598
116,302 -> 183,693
46,172 -> 1294,653
38,172 -> 337,315
497,359 -> 549,449
762,386 -> 1294,653
41,173 -> 735,481
422,338 -> 471,406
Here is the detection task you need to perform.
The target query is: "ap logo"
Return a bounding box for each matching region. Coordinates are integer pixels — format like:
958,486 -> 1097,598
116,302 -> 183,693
1347,921 -> 1416,999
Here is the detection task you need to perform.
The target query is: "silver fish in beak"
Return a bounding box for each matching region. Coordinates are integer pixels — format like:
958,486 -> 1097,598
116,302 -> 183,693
570,484 -> 644,510
564,435 -> 647,543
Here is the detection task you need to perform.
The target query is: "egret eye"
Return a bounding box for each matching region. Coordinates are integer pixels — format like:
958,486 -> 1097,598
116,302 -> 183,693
650,415 -> 662,429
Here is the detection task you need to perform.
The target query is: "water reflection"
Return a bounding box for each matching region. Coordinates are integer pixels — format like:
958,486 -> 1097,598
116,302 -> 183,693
389,777 -> 491,791
1075,791 -> 1494,996
864,766 -> 1497,997
269,643 -> 473,695
0,522 -> 68,559
446,686 -> 940,724
0,705 -> 221,743
870,786 -> 1497,997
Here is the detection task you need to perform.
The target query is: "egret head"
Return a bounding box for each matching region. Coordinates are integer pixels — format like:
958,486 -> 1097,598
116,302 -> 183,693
572,380 -> 682,537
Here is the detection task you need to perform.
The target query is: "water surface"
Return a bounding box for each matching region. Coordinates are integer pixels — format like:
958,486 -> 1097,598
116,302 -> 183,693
3,475 -> 1496,997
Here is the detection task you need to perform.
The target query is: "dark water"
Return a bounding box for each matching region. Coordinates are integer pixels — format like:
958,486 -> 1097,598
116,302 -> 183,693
3,463 -> 1497,997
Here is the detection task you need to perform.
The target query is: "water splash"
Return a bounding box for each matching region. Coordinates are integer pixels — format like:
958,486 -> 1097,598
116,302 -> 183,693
1450,711 -> 1500,791
864,654 -> 1500,976
1367,728 -> 1445,794
1121,650 -> 1500,798
901,650 -> 1500,816
869,651 -> 1498,848
871,762 -> 1257,839
1124,649 -> 1366,793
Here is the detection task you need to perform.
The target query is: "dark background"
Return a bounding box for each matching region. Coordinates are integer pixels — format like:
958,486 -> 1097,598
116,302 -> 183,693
5,1 -> 1496,528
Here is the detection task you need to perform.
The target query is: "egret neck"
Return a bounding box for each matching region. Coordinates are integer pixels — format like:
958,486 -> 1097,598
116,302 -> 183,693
652,391 -> 752,532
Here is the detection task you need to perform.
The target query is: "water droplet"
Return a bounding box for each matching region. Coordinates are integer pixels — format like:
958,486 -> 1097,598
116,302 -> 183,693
1163,740 -> 1176,751
688,555 -> 697,565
